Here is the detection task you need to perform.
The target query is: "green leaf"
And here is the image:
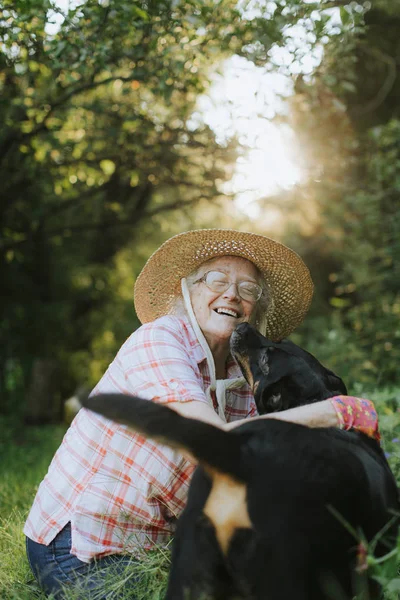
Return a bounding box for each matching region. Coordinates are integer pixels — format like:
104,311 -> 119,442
387,579 -> 400,592
329,298 -> 352,309
100,160 -> 116,176
132,6 -> 149,21
340,7 -> 351,26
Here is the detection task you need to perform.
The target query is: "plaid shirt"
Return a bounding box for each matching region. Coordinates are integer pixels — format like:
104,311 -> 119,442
24,316 -> 257,562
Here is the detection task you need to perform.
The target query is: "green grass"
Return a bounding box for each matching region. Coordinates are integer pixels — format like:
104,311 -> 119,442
0,417 -> 168,600
0,418 -> 66,599
0,388 -> 399,599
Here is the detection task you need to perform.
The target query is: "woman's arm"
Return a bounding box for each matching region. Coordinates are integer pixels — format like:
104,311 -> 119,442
169,395 -> 380,445
225,396 -> 381,442
225,399 -> 339,430
168,399 -> 226,428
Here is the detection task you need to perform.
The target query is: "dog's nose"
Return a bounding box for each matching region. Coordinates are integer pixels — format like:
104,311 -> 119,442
235,322 -> 251,335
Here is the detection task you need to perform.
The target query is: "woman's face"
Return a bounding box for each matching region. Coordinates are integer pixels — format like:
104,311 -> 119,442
190,256 -> 259,352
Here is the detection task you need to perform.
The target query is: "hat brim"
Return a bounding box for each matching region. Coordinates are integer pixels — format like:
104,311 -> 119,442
134,229 -> 313,340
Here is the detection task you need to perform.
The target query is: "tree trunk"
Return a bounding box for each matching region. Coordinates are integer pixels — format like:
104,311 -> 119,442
24,358 -> 62,424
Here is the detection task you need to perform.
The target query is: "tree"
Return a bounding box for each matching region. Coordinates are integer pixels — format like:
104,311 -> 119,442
0,0 -> 366,417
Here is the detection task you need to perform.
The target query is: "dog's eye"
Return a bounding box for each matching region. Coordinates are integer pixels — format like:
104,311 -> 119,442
259,353 -> 269,374
269,393 -> 281,406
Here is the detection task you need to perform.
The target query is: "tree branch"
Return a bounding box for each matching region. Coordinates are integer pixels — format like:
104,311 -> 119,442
302,0 -> 354,10
49,73 -> 144,113
0,71 -> 144,161
0,194 -> 215,253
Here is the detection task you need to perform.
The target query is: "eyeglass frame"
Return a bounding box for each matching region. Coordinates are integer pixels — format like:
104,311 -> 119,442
193,270 -> 263,302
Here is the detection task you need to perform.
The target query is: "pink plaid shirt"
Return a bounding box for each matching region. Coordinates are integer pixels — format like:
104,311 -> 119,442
24,316 -> 257,562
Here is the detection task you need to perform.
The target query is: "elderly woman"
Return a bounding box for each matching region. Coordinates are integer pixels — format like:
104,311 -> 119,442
24,229 -> 379,598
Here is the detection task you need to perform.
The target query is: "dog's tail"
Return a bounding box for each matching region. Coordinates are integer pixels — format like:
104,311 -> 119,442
82,394 -> 247,480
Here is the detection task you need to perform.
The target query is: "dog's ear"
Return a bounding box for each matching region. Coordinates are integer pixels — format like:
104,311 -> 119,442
264,349 -> 305,386
266,342 -> 348,400
324,370 -> 348,396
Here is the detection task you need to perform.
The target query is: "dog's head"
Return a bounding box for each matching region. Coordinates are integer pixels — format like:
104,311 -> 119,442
230,323 -> 347,414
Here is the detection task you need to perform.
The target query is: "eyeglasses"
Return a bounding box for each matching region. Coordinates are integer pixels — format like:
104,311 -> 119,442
194,271 -> 263,302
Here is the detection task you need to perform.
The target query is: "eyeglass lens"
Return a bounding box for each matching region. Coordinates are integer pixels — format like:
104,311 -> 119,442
203,271 -> 262,301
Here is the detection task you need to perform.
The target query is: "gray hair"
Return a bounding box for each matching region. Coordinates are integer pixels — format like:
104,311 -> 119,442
170,258 -> 271,335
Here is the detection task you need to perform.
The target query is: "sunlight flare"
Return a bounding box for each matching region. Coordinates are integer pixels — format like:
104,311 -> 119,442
196,56 -> 306,220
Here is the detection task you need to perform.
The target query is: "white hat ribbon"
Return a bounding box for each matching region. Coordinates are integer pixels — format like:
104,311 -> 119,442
181,278 -> 246,422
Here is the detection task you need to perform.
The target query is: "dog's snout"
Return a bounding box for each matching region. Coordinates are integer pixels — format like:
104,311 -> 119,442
230,323 -> 252,353
235,322 -> 251,335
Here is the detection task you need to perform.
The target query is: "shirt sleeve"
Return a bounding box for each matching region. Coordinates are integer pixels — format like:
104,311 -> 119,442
118,317 -> 209,406
330,395 -> 381,443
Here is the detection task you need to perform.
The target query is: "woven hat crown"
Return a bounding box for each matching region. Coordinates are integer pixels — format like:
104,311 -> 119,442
134,229 -> 314,340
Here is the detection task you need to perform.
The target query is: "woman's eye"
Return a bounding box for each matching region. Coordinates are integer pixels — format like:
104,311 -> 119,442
241,285 -> 253,294
206,272 -> 229,288
213,280 -> 228,289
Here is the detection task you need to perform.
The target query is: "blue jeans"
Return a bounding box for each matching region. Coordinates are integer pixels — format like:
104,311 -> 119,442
26,522 -> 140,599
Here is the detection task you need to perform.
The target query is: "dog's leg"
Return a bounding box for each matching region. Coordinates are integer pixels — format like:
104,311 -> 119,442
165,469 -> 241,600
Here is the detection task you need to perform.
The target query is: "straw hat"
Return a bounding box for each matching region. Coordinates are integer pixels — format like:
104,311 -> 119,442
134,229 -> 314,340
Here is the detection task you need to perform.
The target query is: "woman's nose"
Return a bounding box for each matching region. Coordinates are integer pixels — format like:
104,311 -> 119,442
222,282 -> 240,300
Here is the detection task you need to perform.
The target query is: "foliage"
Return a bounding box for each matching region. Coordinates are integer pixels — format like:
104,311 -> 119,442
0,0 -> 235,411
1,0 -> 360,415
291,120 -> 400,387
282,1 -> 400,388
0,0 -> 232,411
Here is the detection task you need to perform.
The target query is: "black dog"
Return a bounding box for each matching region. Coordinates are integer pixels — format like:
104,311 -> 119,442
82,324 -> 399,600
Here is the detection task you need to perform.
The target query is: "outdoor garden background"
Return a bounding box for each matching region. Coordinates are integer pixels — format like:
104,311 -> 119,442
1,0 -> 399,598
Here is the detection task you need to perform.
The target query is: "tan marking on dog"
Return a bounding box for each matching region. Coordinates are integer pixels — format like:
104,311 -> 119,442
252,380 -> 259,395
234,355 -> 254,389
203,469 -> 252,555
